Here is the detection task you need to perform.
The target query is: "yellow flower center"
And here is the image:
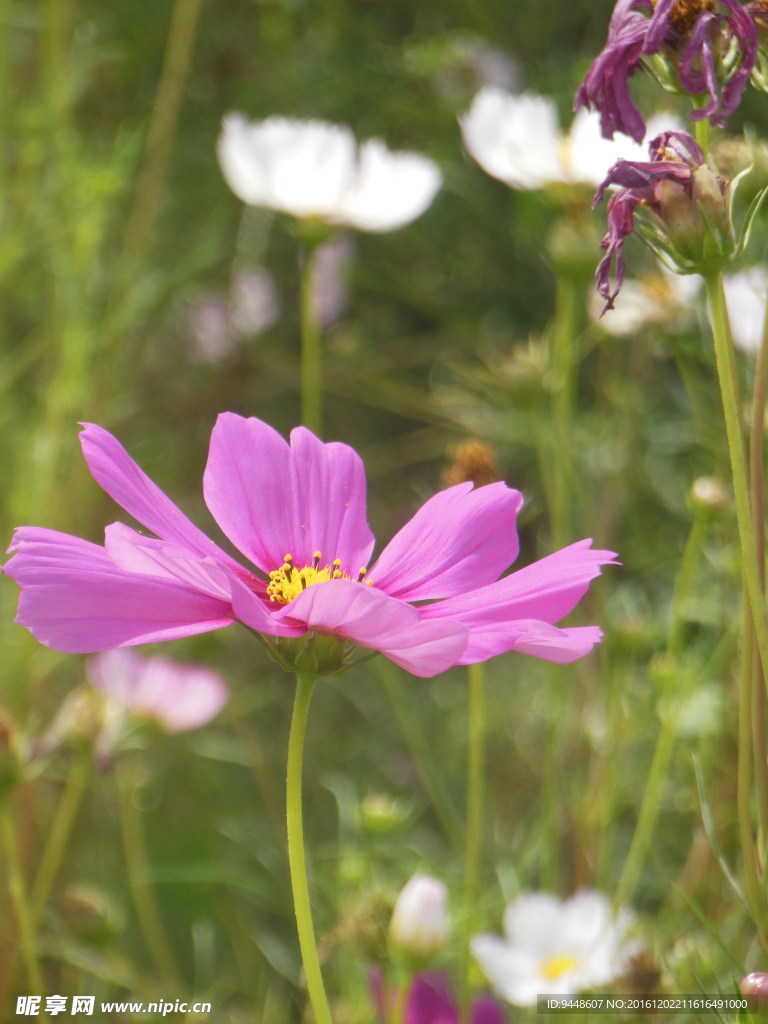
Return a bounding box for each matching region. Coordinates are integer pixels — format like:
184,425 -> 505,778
266,552 -> 372,605
651,0 -> 715,34
541,954 -> 581,981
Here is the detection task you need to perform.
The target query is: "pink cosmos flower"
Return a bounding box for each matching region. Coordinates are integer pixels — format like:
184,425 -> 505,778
87,648 -> 228,734
3,415 -> 615,679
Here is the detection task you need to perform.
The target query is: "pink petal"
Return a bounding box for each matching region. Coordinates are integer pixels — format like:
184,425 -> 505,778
422,539 -> 616,624
420,539 -> 616,664
79,423 -> 238,567
202,413 -> 374,575
370,482 -> 524,600
104,522 -> 244,601
4,528 -> 235,652
104,523 -> 303,639
88,649 -> 228,732
274,578 -> 468,677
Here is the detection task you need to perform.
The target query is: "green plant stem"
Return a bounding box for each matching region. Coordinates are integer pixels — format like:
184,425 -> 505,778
705,271 -> 768,938
286,671 -> 333,1024
390,974 -> 411,1024
749,296 -> 768,848
738,596 -> 768,942
299,243 -> 323,433
460,663 -> 486,1024
117,763 -> 181,985
31,750 -> 90,925
1,800 -> 43,991
615,516 -> 706,908
704,273 -> 768,684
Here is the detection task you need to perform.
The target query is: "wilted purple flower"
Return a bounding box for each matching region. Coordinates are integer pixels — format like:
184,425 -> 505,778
575,0 -> 758,143
372,971 -> 506,1024
593,130 -> 729,310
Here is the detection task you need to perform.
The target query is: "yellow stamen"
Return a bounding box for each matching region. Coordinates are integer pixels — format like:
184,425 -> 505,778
266,551 -> 374,604
541,954 -> 581,981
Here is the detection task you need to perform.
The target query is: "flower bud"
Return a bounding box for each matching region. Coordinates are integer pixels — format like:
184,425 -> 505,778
740,971 -> 768,1010
388,874 -> 449,964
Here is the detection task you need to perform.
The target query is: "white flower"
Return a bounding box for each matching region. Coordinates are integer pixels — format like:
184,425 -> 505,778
723,265 -> 768,355
459,87 -> 682,190
389,874 -> 449,961
217,114 -> 442,233
589,267 -> 701,336
471,890 -> 640,1006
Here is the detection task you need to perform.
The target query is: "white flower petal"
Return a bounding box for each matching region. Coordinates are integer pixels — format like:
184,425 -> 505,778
724,265 -> 768,355
473,890 -> 639,1007
217,114 -> 441,232
335,139 -> 442,232
460,88 -> 564,190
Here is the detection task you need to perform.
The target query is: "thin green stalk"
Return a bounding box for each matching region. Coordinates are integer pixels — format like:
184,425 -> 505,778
749,295 -> 768,847
118,0 -> 203,285
117,764 -> 181,984
390,975 -> 411,1024
286,671 -> 333,1024
1,801 -> 43,991
705,271 -> 768,937
737,597 -> 768,943
299,243 -> 323,433
615,517 -> 707,908
31,750 -> 90,924
704,273 -> 768,686
460,663 -> 486,1024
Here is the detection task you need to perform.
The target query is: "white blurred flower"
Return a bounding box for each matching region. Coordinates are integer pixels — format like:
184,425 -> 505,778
389,874 -> 449,961
88,649 -> 228,734
217,114 -> 442,233
471,890 -> 640,1006
589,267 -> 701,336
723,265 -> 768,355
459,88 -> 681,190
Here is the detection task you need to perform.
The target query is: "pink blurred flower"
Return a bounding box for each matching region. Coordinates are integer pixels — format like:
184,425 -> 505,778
373,971 -> 506,1024
87,648 -> 228,734
4,414 -> 615,678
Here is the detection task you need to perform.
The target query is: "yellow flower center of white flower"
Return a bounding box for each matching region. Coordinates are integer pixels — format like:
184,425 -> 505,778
266,552 -> 372,605
541,953 -> 581,981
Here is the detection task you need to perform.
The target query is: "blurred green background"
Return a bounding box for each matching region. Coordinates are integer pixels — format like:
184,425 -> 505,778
1,0 -> 767,1020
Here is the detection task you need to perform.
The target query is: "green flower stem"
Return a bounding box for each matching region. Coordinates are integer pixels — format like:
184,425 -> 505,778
287,670 -> 333,1024
390,974 -> 412,1024
117,763 -> 181,985
31,749 -> 90,924
704,273 -> 768,683
460,662 -> 486,1024
299,243 -> 323,434
1,799 -> 43,992
749,296 -> 768,846
615,515 -> 706,909
704,271 -> 768,937
738,597 -> 768,942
